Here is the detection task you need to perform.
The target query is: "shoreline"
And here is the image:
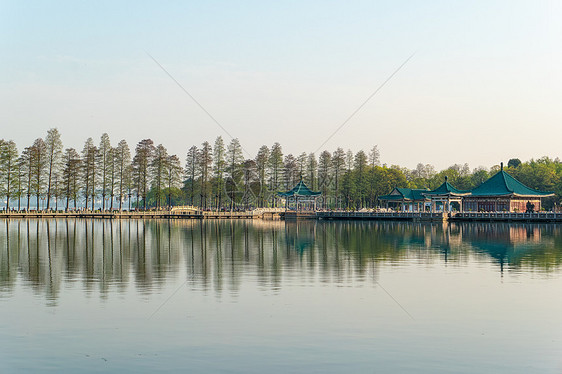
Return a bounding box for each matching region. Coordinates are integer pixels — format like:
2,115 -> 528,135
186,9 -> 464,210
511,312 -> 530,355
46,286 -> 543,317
1,210 -> 562,223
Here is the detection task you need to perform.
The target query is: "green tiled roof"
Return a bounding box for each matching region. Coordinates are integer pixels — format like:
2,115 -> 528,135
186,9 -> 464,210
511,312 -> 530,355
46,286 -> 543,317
470,170 -> 554,197
424,181 -> 470,196
410,189 -> 430,200
396,188 -> 413,199
278,181 -> 321,197
378,195 -> 406,201
380,170 -> 553,202
379,188 -> 429,201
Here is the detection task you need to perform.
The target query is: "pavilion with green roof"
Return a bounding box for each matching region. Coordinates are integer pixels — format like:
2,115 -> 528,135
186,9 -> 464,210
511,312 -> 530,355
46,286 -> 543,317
462,164 -> 554,212
379,163 -> 555,213
378,187 -> 430,212
278,180 -> 322,211
422,176 -> 471,213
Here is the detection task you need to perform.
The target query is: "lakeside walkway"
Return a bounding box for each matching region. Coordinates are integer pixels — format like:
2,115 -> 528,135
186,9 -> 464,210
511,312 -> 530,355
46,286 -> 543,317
0,208 -> 285,220
317,211 -> 562,222
0,211 -> 202,219
1,210 -> 562,222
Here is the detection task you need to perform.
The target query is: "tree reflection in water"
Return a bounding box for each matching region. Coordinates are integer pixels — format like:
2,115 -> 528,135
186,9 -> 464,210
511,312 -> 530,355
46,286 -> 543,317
1,219 -> 562,302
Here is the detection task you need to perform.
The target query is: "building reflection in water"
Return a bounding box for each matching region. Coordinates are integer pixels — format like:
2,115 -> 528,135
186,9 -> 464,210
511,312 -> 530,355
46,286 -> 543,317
1,218 -> 562,302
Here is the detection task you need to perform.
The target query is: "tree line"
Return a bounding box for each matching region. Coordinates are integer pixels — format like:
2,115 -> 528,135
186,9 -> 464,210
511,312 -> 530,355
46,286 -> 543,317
0,129 -> 182,211
0,129 -> 560,211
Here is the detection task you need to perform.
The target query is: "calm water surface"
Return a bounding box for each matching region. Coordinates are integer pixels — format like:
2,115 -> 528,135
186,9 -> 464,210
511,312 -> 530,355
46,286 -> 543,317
1,219 -> 562,373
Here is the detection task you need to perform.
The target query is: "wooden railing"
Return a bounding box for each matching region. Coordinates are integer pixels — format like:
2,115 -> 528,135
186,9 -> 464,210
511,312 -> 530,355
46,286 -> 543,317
170,205 -> 198,212
452,212 -> 562,221
2,210 -> 562,222
316,211 -> 447,220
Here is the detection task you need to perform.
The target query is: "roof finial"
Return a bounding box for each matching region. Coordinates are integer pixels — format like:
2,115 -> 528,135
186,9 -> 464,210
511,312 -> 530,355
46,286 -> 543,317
501,162 -> 504,171
445,175 -> 448,182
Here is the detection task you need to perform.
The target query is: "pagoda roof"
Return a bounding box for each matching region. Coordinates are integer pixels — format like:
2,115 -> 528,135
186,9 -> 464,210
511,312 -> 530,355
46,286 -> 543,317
278,180 -> 321,197
423,181 -> 470,196
469,170 -> 554,198
379,188 -> 429,201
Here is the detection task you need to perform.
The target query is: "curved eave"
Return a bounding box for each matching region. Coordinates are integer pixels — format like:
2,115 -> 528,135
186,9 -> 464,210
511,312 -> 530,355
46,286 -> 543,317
379,197 -> 412,201
423,192 -> 471,197
466,193 -> 554,198
512,192 -> 555,198
278,193 -> 321,197
378,198 -> 429,203
466,193 -> 514,198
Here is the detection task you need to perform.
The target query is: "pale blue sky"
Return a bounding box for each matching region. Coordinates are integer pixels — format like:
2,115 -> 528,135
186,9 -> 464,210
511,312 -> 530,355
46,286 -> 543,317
2,1 -> 561,169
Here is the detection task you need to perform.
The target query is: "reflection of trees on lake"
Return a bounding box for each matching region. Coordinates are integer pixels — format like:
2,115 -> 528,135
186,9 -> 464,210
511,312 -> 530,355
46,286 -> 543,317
1,219 -> 562,302
458,222 -> 561,272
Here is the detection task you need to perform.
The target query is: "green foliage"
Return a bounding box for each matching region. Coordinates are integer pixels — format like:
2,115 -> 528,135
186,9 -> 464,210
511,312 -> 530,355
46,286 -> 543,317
213,136 -> 226,208
146,187 -> 186,207
254,145 -> 270,207
98,133 -> 113,210
62,147 -> 81,210
6,129 -> 562,212
45,128 -> 63,209
0,140 -> 19,209
508,158 -> 521,168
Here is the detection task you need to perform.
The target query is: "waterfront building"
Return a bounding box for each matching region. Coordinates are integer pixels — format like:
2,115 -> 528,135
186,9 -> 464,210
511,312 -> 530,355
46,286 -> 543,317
378,188 -> 430,212
462,166 -> 554,212
422,177 -> 470,213
379,164 -> 554,213
278,180 -> 321,211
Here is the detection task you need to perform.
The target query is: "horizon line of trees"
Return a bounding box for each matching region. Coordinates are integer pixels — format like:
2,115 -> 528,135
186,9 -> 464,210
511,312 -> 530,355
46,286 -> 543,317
1,129 -> 561,211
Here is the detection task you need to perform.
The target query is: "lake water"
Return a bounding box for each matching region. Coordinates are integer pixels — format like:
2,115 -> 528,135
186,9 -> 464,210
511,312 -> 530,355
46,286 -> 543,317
1,219 -> 562,373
